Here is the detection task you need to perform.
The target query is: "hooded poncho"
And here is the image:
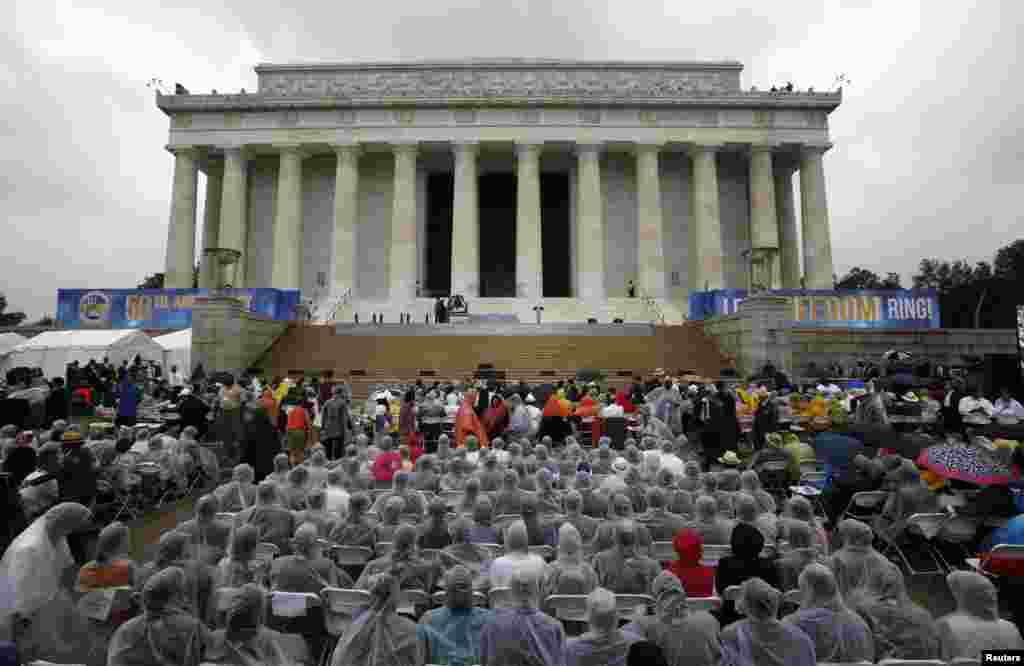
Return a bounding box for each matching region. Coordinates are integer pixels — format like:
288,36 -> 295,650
621,571 -> 720,666
479,570 -> 566,666
847,562 -> 940,660
782,564 -> 874,663
936,570 -> 1024,659
543,523 -> 599,601
719,578 -> 816,666
667,529 -> 715,598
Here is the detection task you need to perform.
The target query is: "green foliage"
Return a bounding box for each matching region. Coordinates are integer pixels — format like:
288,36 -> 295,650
0,293 -> 27,327
835,267 -> 902,290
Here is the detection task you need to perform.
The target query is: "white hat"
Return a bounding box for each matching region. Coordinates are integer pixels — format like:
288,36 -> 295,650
902,392 -> 920,403
180,387 -> 192,396
525,393 -> 536,403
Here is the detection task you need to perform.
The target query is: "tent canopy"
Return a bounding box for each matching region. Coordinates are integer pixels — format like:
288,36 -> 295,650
155,328 -> 191,374
1,330 -> 164,380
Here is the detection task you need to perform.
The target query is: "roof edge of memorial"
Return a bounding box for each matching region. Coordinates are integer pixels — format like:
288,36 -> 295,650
156,91 -> 841,113
254,58 -> 746,72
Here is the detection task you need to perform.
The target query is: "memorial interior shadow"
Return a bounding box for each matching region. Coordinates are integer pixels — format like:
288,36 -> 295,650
424,170 -> 572,299
425,173 -> 454,296
479,173 -> 517,297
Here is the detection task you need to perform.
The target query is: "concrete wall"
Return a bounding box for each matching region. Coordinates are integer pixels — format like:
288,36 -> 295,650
700,296 -> 1018,379
246,157 -> 277,288
191,296 -> 287,377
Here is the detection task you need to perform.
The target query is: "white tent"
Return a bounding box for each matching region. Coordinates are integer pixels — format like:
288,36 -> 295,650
155,328 -> 192,374
0,330 -> 164,380
0,332 -> 27,359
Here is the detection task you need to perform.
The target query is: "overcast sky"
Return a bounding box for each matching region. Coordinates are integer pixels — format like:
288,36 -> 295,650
3,0 -> 1021,319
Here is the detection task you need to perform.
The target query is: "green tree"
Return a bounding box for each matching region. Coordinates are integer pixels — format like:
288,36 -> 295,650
0,293 -> 27,327
835,267 -> 902,290
994,239 -> 1024,283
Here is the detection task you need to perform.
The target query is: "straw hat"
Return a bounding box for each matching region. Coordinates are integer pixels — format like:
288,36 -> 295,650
718,451 -> 742,466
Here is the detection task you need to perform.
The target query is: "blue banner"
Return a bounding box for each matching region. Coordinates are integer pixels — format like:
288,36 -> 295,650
688,289 -> 941,329
57,289 -> 301,329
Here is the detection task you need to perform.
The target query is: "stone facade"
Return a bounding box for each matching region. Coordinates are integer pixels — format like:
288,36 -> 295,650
157,59 -> 841,323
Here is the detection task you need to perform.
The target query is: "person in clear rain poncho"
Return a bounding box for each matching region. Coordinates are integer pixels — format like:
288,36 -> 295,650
0,502 -> 99,663
719,577 -> 816,666
783,563 -> 874,663
775,521 -> 824,593
417,565 -> 494,666
178,493 -> 233,566
441,518 -> 491,581
621,570 -> 720,666
480,568 -> 566,666
107,566 -> 209,666
205,582 -> 290,666
592,520 -> 661,595
825,518 -> 891,598
565,587 -> 641,666
331,573 -> 422,666
542,523 -> 599,604
245,481 -> 297,554
489,520 -> 547,589
937,570 -> 1024,659
357,524 -> 442,593
846,561 -> 940,660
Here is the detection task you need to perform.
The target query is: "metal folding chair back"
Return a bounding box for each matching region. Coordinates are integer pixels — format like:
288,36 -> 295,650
329,545 -> 374,567
546,594 -> 588,622
528,545 -> 554,561
253,542 -> 280,566
841,491 -> 889,521
615,593 -> 654,618
321,587 -> 372,615
477,543 -> 504,559
650,540 -> 676,563
375,541 -> 393,557
488,586 -> 514,609
701,544 -> 731,566
686,596 -> 722,612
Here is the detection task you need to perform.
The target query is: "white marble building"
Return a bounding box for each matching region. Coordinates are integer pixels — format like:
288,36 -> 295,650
157,59 -> 840,323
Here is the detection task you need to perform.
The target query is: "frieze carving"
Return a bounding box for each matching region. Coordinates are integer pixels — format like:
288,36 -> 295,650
257,66 -> 740,100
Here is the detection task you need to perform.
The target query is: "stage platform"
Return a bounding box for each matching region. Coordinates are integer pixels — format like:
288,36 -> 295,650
334,322 -> 657,337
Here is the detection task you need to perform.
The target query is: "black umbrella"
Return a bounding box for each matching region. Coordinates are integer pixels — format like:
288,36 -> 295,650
208,371 -> 235,385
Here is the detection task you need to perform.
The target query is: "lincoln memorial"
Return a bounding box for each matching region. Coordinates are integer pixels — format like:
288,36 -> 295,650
157,59 -> 840,323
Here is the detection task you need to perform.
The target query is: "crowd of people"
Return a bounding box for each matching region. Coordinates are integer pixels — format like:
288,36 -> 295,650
2,361 -> 1024,665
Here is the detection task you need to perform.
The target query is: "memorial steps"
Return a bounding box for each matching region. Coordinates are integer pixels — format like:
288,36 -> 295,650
259,320 -> 727,398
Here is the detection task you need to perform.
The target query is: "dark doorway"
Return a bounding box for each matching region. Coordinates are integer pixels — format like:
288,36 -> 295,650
541,172 -> 571,297
479,173 -> 517,297
425,172 -> 453,296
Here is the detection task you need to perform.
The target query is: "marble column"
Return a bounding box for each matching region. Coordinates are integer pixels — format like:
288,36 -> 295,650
198,159 -> 223,289
516,142 -> 543,300
389,143 -> 419,301
332,143 -> 361,299
800,145 -> 835,289
270,144 -> 305,290
164,147 -> 199,288
774,160 -> 801,289
688,144 -> 725,291
636,143 -> 666,300
575,143 -> 605,301
749,144 -> 779,290
450,142 -> 479,297
218,147 -> 249,288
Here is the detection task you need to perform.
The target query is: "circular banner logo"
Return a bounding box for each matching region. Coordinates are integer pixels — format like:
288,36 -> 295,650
79,291 -> 112,326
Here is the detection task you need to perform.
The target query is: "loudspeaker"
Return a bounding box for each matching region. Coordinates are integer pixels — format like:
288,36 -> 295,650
613,318 -> 624,324
587,318 -> 597,324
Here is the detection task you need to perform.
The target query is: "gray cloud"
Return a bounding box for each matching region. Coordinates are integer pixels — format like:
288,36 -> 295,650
2,0 -> 1020,319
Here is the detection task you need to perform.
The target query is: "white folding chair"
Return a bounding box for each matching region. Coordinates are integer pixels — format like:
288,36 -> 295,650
329,545 -> 375,567
841,491 -> 889,522
686,596 -> 722,612
781,589 -> 802,607
701,544 -> 731,566
397,588 -> 430,615
488,586 -> 514,609
650,540 -> 676,563
546,594 -> 588,622
477,543 -> 504,559
269,591 -> 321,618
216,511 -> 238,524
321,587 -> 372,615
722,585 -> 742,602
494,514 -> 520,532
432,589 -> 487,607
614,594 -> 654,619
375,541 -> 393,557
